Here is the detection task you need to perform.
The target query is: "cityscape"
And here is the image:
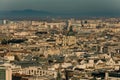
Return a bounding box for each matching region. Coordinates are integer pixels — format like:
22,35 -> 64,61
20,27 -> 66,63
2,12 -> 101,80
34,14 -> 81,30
0,18 -> 120,80
0,0 -> 120,80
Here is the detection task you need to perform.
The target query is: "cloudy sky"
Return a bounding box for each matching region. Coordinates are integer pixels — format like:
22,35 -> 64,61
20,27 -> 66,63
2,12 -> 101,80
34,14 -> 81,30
0,0 -> 120,15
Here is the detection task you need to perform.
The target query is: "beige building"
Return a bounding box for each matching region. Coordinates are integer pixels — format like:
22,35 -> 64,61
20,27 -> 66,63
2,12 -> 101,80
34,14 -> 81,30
0,66 -> 12,80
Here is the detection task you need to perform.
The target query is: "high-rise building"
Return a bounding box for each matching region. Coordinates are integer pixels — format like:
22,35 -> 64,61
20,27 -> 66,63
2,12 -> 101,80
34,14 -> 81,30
0,20 -> 3,25
0,66 -> 12,80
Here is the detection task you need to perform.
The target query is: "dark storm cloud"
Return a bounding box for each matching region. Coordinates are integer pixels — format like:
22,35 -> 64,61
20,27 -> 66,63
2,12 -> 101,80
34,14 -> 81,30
0,0 -> 120,15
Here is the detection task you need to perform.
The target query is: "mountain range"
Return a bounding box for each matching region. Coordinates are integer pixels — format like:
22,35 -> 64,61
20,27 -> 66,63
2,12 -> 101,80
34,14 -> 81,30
0,9 -> 120,19
0,9 -> 53,17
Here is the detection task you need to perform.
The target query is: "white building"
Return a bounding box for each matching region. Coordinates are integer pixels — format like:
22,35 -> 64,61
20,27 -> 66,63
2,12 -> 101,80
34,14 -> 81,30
22,67 -> 57,78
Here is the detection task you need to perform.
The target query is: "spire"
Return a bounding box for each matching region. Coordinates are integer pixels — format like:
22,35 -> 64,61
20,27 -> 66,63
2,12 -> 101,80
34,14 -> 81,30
56,70 -> 62,80
67,26 -> 75,36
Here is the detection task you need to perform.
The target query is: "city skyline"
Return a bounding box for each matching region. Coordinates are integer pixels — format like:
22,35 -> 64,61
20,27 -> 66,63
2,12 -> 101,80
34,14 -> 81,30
0,0 -> 120,80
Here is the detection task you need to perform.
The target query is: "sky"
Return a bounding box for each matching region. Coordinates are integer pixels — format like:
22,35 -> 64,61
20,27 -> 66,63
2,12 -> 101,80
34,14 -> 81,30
0,0 -> 120,16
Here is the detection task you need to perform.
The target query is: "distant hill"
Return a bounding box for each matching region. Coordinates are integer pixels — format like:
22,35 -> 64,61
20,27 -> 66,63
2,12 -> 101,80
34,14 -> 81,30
0,9 -> 53,18
0,9 -> 119,20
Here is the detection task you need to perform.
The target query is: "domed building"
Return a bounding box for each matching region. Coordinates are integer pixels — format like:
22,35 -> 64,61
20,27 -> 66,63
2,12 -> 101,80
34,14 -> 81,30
62,26 -> 77,46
